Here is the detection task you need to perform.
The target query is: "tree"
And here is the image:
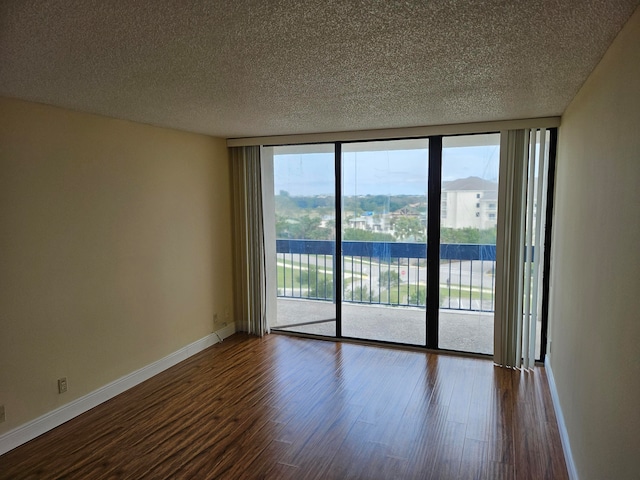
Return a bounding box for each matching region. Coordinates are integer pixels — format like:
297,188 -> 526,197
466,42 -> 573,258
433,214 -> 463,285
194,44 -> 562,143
379,269 -> 400,288
288,215 -> 331,240
343,228 -> 395,242
350,285 -> 371,303
393,216 -> 426,241
440,227 -> 496,244
409,286 -> 427,306
296,265 -> 333,300
275,214 -> 291,238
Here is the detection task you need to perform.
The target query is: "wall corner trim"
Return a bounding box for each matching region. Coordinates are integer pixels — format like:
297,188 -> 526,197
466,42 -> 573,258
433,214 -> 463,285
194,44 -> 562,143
545,357 -> 579,480
0,323 -> 237,456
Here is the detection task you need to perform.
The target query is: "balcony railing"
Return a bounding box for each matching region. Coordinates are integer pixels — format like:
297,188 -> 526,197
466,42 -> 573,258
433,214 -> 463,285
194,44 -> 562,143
276,239 -> 496,312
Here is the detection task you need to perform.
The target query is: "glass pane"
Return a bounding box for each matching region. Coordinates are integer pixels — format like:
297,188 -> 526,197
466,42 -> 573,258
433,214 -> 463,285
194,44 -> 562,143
341,139 -> 429,346
439,133 -> 500,354
270,144 -> 336,337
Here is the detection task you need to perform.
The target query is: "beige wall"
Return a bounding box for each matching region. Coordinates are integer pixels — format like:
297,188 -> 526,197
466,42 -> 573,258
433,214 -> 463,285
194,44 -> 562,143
0,97 -> 234,434
550,7 -> 640,479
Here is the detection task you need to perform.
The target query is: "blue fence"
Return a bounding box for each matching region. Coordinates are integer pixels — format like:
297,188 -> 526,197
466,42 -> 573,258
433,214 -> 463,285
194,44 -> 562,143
276,239 -> 496,260
276,240 -> 497,312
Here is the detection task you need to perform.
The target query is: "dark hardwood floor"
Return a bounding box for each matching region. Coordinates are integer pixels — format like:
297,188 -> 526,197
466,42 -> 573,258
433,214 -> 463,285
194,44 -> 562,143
0,333 -> 568,479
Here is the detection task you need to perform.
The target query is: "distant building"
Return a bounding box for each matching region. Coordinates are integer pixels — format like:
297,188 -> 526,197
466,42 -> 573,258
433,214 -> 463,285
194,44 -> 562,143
441,176 -> 498,229
347,214 -> 387,232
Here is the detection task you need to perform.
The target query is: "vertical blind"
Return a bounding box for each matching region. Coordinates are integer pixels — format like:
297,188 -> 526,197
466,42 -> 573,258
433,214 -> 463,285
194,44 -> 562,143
494,129 -> 550,368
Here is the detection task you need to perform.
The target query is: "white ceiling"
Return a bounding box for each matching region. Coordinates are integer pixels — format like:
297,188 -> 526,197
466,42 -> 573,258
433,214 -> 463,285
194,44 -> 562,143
1,1 -> 638,139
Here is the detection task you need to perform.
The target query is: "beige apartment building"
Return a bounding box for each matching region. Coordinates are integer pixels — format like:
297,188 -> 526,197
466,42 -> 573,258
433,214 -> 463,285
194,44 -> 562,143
441,176 -> 498,230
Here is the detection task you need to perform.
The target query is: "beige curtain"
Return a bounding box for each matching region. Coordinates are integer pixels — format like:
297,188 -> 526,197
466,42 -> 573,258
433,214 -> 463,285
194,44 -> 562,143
494,129 -> 549,368
231,146 -> 268,336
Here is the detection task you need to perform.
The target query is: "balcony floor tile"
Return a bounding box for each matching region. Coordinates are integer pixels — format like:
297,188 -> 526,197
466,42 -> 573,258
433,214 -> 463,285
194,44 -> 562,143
274,298 -> 494,354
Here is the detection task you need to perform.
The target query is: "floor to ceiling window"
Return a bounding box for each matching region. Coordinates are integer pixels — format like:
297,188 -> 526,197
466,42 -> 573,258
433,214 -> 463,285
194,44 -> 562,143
267,144 -> 337,337
438,133 -> 500,354
340,139 -> 429,346
265,129 -> 554,359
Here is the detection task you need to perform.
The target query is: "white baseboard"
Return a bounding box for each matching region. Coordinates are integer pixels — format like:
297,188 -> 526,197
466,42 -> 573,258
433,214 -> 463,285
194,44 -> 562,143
0,323 -> 236,456
545,357 -> 579,480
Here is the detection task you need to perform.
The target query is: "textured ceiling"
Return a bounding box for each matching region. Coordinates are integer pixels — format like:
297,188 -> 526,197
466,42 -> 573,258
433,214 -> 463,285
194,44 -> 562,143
0,1 -> 638,138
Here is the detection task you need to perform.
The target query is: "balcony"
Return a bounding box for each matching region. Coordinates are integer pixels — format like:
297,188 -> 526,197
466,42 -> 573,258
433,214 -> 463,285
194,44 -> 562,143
273,240 -> 501,354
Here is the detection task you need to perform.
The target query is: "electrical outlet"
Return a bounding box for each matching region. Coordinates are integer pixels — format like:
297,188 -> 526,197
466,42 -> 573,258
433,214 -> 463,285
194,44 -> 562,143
0,404 -> 5,423
58,377 -> 68,394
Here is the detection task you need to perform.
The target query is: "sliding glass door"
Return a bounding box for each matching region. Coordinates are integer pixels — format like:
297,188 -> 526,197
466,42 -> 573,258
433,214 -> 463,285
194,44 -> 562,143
438,134 -> 500,354
265,129 -> 553,360
269,144 -> 336,337
340,140 -> 429,345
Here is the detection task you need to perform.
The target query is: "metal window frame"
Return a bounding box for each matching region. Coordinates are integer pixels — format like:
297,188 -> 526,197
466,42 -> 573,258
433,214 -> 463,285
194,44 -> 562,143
269,130 -> 558,361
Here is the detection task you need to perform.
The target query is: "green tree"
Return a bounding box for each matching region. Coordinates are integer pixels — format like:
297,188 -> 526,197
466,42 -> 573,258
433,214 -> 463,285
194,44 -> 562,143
343,228 -> 395,242
296,265 -> 333,300
379,269 -> 400,288
393,216 -> 426,241
440,227 -> 496,244
288,215 -> 330,240
275,214 -> 291,238
409,286 -> 427,306
350,285 -> 371,302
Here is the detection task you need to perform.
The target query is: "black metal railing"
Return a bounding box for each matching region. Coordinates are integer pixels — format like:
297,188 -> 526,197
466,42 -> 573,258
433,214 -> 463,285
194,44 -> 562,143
276,240 -> 497,312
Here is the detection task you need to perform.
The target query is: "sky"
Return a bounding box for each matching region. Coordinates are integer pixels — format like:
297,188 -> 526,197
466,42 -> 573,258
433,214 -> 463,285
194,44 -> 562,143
274,144 -> 500,196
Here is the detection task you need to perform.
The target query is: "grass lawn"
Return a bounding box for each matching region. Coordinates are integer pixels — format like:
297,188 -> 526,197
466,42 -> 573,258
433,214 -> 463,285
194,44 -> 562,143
277,262 -> 493,305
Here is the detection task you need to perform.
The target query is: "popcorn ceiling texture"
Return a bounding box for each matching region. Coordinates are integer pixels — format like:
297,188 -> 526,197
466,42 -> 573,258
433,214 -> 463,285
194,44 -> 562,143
0,0 -> 638,138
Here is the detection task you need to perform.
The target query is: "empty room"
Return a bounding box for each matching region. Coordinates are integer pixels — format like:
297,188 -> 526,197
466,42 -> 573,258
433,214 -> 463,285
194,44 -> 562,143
1,1 -> 639,479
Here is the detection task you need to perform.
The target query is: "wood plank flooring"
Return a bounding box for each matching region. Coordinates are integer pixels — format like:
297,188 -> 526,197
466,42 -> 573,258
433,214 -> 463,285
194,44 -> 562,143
0,333 -> 568,479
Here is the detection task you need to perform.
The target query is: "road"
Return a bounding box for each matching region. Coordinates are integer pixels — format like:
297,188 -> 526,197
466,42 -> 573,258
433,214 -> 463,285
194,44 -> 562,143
277,253 -> 496,310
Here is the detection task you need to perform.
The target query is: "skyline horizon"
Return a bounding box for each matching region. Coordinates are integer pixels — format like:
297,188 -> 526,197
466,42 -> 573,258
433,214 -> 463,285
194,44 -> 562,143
277,174 -> 498,197
274,144 -> 500,196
